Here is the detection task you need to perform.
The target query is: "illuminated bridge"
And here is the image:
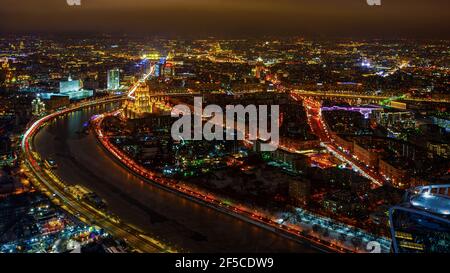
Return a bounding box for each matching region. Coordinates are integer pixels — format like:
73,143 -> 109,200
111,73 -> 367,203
321,105 -> 382,119
292,90 -> 390,105
292,90 -> 450,105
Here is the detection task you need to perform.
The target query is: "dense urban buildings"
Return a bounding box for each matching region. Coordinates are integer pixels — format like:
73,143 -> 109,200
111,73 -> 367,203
0,1 -> 448,259
0,34 -> 449,254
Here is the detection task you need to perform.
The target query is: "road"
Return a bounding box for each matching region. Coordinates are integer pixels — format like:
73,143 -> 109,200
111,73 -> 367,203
93,109 -> 354,252
22,98 -> 172,253
21,69 -> 337,253
300,96 -> 384,186
292,90 -> 450,104
30,102 -> 322,253
23,88 -> 389,252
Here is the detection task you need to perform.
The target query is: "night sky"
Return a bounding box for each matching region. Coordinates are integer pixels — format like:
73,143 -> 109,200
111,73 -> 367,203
0,0 -> 449,38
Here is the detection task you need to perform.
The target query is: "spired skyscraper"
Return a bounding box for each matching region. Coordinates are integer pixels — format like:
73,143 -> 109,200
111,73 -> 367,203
123,82 -> 171,119
107,69 -> 120,90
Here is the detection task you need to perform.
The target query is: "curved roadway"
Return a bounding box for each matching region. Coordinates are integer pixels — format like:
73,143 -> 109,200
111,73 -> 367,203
31,102 -> 321,253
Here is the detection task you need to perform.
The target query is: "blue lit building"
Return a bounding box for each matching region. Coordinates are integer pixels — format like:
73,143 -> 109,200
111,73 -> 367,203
389,184 -> 450,253
60,77 -> 81,93
40,76 -> 93,100
432,116 -> 450,133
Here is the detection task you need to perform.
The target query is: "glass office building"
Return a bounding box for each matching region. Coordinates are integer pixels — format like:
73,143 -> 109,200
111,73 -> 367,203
107,69 -> 120,90
389,184 -> 450,253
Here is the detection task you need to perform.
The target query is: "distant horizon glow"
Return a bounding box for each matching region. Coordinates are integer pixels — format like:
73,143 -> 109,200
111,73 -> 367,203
0,0 -> 448,38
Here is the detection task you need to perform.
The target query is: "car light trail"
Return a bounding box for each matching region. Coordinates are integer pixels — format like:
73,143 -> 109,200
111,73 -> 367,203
128,64 -> 155,100
20,95 -> 175,253
93,111 -> 387,253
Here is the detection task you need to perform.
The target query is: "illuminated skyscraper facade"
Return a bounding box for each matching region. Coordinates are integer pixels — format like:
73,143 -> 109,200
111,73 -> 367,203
107,69 -> 120,90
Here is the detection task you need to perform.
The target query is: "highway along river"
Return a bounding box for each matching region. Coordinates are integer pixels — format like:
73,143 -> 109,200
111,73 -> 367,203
33,102 -> 319,253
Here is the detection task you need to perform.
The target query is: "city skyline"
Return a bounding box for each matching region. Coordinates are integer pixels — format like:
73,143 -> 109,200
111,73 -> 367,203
0,0 -> 448,259
1,35 -> 448,254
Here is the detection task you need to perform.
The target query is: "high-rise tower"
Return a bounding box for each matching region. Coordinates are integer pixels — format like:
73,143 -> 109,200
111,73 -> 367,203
107,69 -> 120,90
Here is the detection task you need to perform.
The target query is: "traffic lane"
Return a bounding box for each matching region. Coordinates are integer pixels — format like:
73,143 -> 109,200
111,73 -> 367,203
34,109 -> 319,253
25,150 -> 164,253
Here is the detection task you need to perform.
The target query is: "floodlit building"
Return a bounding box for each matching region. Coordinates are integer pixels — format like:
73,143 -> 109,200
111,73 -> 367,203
373,110 -> 416,132
389,184 -> 450,253
31,96 -> 46,116
427,141 -> 450,159
107,69 -> 120,90
123,82 -> 171,119
59,76 -> 94,100
40,76 -> 93,100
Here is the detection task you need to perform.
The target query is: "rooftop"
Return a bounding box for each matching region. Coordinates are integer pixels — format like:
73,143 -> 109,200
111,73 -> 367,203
410,193 -> 450,216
